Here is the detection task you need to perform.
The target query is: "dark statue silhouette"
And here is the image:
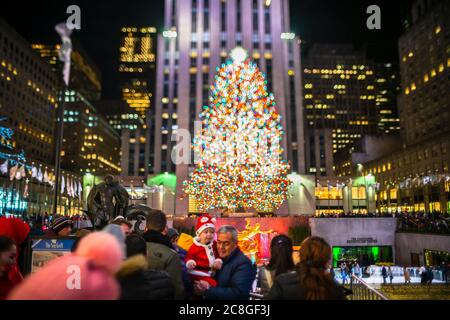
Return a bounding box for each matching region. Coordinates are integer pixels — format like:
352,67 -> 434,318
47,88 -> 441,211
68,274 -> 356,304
87,175 -> 129,229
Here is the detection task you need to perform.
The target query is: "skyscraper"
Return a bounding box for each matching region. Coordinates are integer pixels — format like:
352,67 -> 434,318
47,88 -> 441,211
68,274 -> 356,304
118,26 -> 157,176
302,44 -> 400,177
0,19 -> 58,165
357,0 -> 450,214
96,99 -> 147,176
33,43 -> 121,176
154,0 -> 305,215
0,19 -> 84,216
374,63 -> 401,135
303,44 -> 378,158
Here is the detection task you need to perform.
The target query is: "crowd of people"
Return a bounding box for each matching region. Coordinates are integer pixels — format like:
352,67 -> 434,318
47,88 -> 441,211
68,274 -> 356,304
397,211 -> 450,234
0,210 -> 352,300
23,212 -> 93,237
340,264 -> 449,285
337,261 -> 362,284
316,210 -> 450,235
317,212 -> 395,218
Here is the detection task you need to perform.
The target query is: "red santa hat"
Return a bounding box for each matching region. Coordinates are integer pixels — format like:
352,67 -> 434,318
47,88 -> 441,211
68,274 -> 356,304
195,214 -> 216,236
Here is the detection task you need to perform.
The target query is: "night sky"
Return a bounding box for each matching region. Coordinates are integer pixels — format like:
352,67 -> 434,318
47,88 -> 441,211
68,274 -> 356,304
2,0 -> 403,100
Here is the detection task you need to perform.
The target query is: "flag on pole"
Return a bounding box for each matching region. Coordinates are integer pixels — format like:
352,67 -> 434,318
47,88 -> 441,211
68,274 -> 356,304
71,178 -> 76,197
31,166 -> 38,178
66,176 -> 71,197
68,177 -> 74,197
43,170 -> 49,183
55,23 -> 73,86
24,179 -> 29,198
61,175 -> 65,194
10,164 -> 18,181
37,167 -> 43,182
78,181 -> 82,200
49,172 -> 55,188
0,160 -> 8,175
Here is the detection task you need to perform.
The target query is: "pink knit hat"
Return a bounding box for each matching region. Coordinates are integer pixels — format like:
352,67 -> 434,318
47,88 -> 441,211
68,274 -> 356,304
8,232 -> 123,300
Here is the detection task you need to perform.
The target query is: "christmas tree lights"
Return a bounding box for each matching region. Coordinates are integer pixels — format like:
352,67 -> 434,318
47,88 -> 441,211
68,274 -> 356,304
184,48 -> 291,213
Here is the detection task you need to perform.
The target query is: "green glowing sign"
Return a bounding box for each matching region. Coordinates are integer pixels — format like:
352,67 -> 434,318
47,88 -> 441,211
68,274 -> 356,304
147,173 -> 177,192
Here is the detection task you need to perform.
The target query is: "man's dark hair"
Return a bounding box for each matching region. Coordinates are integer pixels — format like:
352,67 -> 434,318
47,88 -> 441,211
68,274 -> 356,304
146,209 -> 167,233
0,236 -> 15,252
125,234 -> 147,258
111,218 -> 132,229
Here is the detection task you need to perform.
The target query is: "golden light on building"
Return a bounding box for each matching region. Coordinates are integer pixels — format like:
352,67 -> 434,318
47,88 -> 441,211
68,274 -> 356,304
120,30 -> 155,63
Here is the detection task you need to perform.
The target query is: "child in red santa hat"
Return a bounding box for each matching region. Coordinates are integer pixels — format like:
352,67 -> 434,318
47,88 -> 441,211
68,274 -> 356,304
185,214 -> 222,289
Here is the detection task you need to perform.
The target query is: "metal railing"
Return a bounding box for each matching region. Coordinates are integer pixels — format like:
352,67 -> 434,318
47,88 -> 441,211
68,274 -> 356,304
250,274 -> 390,300
347,275 -> 389,300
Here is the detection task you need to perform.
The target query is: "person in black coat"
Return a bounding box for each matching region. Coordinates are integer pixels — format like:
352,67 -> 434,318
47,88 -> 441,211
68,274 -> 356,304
441,262 -> 448,283
427,267 -> 434,284
420,267 -> 428,284
117,234 -> 175,300
267,237 -> 347,300
381,266 -> 387,284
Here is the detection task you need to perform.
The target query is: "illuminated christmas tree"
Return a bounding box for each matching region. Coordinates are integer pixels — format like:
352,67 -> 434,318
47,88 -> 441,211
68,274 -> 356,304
184,48 -> 291,213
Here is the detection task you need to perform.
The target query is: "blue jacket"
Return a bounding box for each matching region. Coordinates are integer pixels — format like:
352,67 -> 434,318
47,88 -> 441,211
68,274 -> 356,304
205,248 -> 256,300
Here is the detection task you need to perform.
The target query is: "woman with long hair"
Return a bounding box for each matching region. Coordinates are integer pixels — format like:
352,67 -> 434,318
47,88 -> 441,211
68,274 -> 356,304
267,236 -> 346,300
259,235 -> 295,295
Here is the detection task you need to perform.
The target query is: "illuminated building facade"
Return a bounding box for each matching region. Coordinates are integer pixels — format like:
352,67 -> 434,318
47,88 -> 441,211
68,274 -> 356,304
0,19 -> 84,216
302,44 -> 400,177
155,0 -> 305,215
375,63 -> 401,134
0,18 -> 58,164
118,26 -> 157,176
120,26 -> 156,114
61,96 -> 121,175
33,43 -> 121,176
97,99 -> 150,176
33,43 -> 101,102
355,0 -> 450,214
303,44 -> 378,175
